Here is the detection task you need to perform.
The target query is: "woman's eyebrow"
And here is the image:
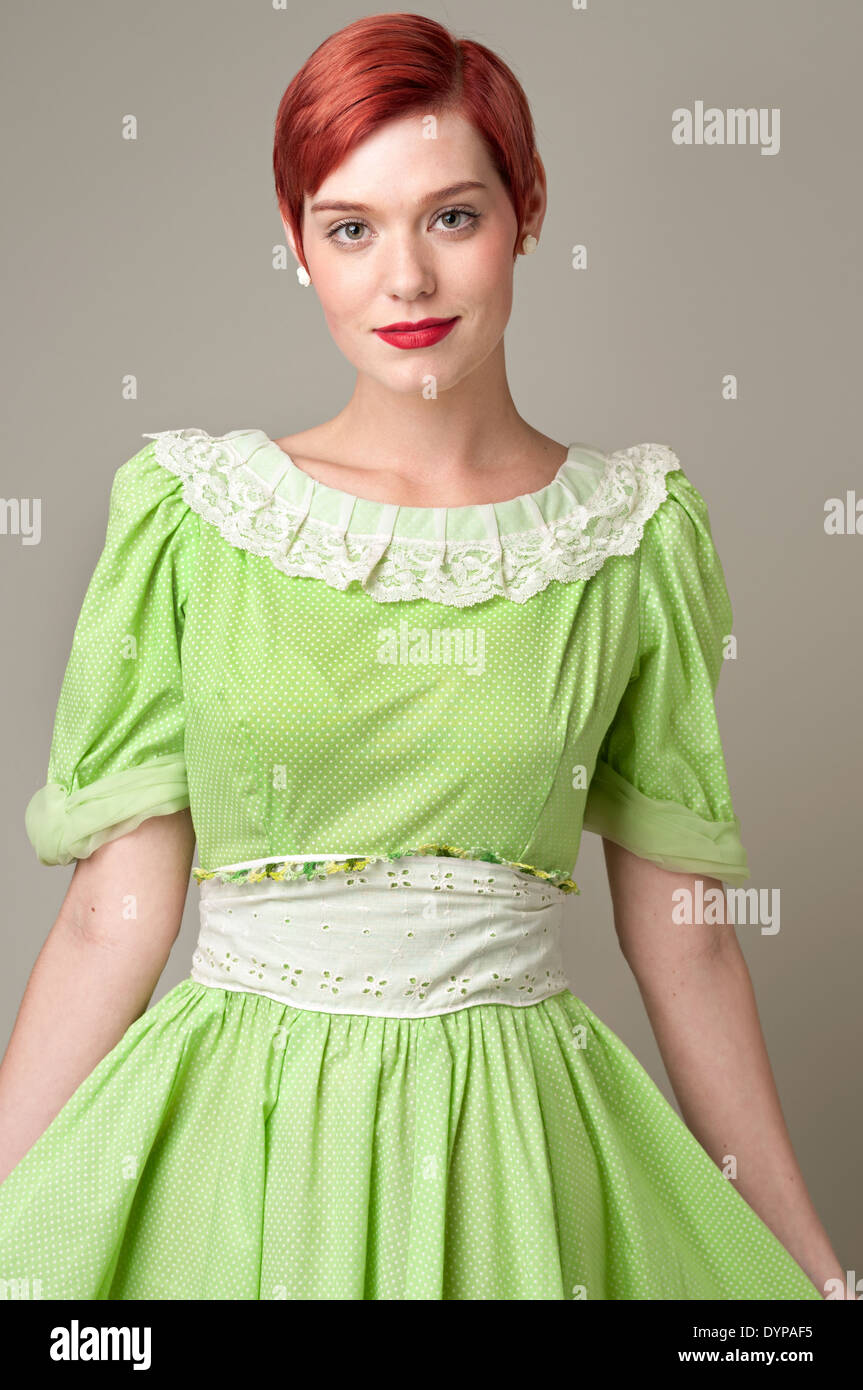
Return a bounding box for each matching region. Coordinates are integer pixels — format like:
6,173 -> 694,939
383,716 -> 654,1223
309,181 -> 488,214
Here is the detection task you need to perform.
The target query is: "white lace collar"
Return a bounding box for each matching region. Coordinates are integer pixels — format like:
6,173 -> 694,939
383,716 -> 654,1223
142,426 -> 681,607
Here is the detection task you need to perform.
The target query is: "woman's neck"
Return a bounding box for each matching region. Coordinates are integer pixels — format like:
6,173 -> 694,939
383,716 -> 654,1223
274,347 -> 569,505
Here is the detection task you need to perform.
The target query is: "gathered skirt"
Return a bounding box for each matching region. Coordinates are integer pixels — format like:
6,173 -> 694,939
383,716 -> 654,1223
0,982 -> 824,1300
0,858 -> 823,1300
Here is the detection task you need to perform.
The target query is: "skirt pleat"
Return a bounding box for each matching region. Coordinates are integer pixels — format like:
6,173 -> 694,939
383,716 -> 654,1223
0,981 -> 823,1301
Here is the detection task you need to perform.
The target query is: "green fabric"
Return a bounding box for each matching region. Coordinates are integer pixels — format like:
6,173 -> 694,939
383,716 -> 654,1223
583,462 -> 748,882
26,451 -> 195,866
25,755 -> 188,866
0,983 -> 821,1299
5,435 -> 803,1302
24,439 -> 749,885
584,761 -> 748,880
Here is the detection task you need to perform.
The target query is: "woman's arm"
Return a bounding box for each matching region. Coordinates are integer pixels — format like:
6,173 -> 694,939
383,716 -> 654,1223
0,808 -> 196,1183
601,837 -> 846,1299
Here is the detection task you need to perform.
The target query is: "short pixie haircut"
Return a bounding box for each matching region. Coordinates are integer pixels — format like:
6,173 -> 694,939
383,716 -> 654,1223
273,11 -> 544,272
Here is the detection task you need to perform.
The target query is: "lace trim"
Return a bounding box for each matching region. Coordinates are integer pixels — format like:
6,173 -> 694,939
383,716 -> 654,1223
143,428 -> 682,608
191,845 -> 580,893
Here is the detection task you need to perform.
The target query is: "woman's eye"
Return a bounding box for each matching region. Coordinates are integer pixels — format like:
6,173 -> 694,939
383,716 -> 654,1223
323,221 -> 366,243
325,208 -> 479,246
436,209 -> 472,230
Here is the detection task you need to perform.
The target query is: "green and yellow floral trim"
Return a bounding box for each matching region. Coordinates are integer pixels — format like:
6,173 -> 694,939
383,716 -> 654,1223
192,844 -> 580,893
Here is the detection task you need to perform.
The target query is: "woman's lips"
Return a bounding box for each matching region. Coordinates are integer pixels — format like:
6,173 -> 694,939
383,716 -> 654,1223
373,316 -> 459,349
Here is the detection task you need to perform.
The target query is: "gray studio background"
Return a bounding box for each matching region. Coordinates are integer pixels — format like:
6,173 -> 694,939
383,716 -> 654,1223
2,1 -> 860,1267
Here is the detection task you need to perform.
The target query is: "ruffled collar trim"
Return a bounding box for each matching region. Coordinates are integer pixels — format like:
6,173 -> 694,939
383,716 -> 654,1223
143,426 -> 681,607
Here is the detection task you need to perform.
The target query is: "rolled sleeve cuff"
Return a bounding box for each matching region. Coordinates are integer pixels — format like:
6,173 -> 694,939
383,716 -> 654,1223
583,760 -> 750,885
25,753 -> 189,866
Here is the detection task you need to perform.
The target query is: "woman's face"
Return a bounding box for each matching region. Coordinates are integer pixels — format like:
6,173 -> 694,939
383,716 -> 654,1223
283,111 -> 533,395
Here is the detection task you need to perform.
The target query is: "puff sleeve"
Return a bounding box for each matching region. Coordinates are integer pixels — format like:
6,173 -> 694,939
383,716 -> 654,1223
24,441 -> 198,866
583,468 -> 749,884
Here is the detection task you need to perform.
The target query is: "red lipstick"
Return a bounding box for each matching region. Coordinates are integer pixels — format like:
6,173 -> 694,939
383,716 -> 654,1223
373,316 -> 459,349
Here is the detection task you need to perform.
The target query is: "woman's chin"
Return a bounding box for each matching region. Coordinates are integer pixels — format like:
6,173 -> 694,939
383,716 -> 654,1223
357,359 -> 467,395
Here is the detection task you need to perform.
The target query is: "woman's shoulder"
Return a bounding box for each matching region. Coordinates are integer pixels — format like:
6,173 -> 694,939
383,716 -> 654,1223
97,433 -> 201,559
113,430 -> 194,494
638,454 -> 723,556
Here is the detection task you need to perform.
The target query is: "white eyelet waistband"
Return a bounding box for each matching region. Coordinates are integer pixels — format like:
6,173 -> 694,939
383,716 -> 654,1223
189,855 -> 571,1018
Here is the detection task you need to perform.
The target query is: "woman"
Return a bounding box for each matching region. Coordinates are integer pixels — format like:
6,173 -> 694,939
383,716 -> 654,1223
0,12 -> 843,1299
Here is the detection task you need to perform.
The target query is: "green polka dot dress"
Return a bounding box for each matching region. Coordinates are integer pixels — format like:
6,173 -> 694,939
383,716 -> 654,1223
0,428 -> 821,1300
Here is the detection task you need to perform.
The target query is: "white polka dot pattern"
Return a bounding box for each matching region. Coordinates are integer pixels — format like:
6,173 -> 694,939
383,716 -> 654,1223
2,431 -> 794,1302
25,434 -> 749,885
0,985 -> 822,1299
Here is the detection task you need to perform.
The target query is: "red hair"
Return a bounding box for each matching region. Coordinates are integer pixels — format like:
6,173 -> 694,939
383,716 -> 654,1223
273,11 -> 544,272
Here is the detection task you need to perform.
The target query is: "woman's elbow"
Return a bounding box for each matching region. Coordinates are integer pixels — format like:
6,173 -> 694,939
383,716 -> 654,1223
600,837 -> 739,972
60,808 -> 196,951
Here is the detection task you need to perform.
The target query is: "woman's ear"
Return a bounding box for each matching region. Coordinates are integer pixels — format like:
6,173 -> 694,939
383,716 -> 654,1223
523,153 -> 548,244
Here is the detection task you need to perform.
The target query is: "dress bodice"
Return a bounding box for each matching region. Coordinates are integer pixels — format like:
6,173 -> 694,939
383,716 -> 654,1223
24,427 -> 749,890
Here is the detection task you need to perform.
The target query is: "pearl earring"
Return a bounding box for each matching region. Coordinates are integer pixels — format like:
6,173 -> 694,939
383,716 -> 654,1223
522,234 -> 538,255
296,264 -> 311,286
